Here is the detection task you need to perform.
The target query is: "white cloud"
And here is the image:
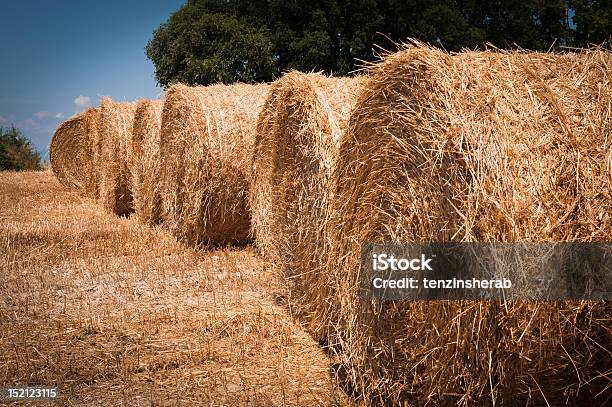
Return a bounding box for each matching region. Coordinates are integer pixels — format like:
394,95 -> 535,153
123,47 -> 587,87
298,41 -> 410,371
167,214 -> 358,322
55,113 -> 65,119
0,114 -> 16,124
35,111 -> 51,119
20,118 -> 37,131
74,95 -> 91,112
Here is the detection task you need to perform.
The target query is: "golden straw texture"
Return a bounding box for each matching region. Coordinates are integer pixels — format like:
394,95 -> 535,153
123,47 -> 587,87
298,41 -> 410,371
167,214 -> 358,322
159,83 -> 269,246
250,71 -> 363,339
98,98 -> 137,216
324,44 -> 612,405
50,108 -> 99,194
129,99 -> 164,225
83,108 -> 100,197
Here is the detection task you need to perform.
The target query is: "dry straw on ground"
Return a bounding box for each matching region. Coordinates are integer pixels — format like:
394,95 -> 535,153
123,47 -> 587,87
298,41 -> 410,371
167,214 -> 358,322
323,43 -> 611,405
50,108 -> 99,195
0,171 -> 345,406
159,83 -> 269,246
250,71 -> 362,339
129,99 -> 164,225
98,98 -> 137,216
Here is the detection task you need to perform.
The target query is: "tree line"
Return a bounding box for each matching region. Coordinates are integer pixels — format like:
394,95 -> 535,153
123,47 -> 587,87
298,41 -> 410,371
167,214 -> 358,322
146,0 -> 611,86
0,126 -> 43,171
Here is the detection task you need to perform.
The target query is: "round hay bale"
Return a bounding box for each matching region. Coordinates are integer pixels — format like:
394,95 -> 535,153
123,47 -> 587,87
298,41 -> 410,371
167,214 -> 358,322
98,98 -> 137,216
325,45 -> 612,405
129,99 -> 164,225
83,108 -> 100,197
250,71 -> 362,338
159,83 -> 269,246
50,108 -> 99,193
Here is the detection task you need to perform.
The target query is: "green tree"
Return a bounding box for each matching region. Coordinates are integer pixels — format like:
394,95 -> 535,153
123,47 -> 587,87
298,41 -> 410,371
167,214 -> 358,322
572,0 -> 612,45
382,0 -> 486,50
147,0 -> 583,87
460,0 -> 571,49
146,6 -> 277,85
0,126 -> 43,171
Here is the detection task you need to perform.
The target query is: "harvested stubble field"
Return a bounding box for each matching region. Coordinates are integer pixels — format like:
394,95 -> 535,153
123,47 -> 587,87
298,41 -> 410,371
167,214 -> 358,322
0,170 -> 348,406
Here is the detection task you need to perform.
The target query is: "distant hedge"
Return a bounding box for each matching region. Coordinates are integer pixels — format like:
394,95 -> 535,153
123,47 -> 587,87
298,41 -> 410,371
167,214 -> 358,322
0,126 -> 43,171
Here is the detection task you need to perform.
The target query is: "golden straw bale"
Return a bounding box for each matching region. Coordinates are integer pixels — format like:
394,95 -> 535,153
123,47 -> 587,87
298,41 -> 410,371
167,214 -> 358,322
98,98 -> 137,216
129,99 -> 164,225
325,44 -> 611,405
250,71 -> 363,339
82,108 -> 100,197
50,108 -> 99,194
159,83 -> 269,246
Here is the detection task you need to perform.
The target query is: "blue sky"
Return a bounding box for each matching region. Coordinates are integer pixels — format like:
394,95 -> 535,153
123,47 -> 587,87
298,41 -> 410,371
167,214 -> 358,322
0,1 -> 184,159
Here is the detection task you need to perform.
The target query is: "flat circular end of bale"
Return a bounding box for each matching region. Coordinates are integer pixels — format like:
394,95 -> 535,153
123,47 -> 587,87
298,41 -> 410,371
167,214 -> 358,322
50,108 -> 99,193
